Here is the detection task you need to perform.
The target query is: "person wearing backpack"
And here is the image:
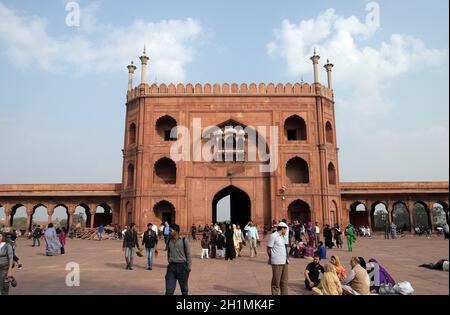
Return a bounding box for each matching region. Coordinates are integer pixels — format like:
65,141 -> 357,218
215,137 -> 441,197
165,224 -> 192,295
142,223 -> 158,270
32,225 -> 42,247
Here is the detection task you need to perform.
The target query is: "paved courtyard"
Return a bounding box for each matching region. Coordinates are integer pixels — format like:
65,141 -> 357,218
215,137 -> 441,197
9,235 -> 449,295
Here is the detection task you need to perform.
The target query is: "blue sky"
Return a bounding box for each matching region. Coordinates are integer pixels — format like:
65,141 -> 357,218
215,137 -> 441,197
0,0 -> 448,185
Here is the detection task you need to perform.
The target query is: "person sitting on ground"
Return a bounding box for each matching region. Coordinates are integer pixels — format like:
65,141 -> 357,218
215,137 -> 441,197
315,241 -> 327,260
304,241 -> 314,258
200,233 -> 210,259
312,263 -> 343,295
304,254 -> 325,290
366,258 -> 396,292
341,257 -> 371,295
330,255 -> 346,281
419,259 -> 449,271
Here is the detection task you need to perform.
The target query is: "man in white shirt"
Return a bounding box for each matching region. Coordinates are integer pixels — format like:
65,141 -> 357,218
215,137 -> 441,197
245,222 -> 260,258
151,223 -> 158,235
267,222 -> 289,295
314,222 -> 321,248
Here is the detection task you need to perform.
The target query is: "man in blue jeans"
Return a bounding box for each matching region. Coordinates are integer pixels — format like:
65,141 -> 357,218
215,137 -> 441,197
165,224 -> 192,295
142,223 -> 158,270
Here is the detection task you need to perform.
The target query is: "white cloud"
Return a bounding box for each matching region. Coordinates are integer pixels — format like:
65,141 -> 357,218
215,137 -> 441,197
267,8 -> 447,114
0,2 -> 204,82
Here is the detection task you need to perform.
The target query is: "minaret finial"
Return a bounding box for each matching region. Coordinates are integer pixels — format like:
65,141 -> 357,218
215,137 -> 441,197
127,60 -> 137,91
324,58 -> 334,90
140,46 -> 150,85
310,48 -> 321,84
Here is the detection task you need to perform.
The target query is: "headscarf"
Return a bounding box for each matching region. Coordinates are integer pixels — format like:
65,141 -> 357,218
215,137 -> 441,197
368,258 -> 396,286
315,263 -> 342,295
331,255 -> 346,280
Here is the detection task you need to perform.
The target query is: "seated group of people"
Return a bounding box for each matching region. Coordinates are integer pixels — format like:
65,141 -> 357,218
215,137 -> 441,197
304,255 -> 396,295
290,241 -> 327,260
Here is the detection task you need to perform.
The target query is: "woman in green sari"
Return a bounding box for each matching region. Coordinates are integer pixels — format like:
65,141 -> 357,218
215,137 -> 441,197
345,224 -> 357,252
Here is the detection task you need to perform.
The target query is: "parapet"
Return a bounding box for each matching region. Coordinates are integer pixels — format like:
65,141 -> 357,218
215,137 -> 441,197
126,82 -> 334,102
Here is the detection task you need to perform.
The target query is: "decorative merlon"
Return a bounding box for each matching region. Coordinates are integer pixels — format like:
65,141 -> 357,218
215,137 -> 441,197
126,82 -> 334,102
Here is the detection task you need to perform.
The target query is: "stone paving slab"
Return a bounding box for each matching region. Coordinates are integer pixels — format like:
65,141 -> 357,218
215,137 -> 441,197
9,235 -> 449,295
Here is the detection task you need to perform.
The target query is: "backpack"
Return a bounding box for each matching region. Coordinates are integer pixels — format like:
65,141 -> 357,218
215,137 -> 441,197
201,238 -> 209,249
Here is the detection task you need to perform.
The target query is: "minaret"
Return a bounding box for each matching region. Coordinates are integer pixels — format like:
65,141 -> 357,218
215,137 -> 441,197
127,61 -> 137,91
139,46 -> 150,85
310,48 -> 321,84
324,59 -> 334,90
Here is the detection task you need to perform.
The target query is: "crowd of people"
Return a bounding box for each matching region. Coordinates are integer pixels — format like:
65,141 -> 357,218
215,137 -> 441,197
267,220 -> 401,296
1,216 -> 448,296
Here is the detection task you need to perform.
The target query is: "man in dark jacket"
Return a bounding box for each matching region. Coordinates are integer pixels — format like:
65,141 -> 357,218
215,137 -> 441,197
32,225 -> 42,247
122,223 -> 142,270
142,223 -> 158,270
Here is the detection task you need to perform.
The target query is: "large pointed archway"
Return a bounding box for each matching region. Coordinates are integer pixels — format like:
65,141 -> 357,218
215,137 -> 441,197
212,186 -> 251,228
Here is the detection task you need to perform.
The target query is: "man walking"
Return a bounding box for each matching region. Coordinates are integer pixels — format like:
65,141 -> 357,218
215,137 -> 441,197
163,222 -> 170,251
267,222 -> 289,295
245,221 -> 260,258
165,224 -> 192,295
32,225 -> 42,247
98,225 -> 104,241
142,223 -> 158,270
122,223 -> 142,270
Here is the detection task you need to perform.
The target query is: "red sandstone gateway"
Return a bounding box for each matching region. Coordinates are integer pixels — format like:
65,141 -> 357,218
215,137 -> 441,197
0,50 -> 448,233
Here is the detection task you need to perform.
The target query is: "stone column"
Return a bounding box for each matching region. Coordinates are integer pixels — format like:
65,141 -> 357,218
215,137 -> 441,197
47,207 -> 54,225
324,59 -> 334,90
68,206 -> 75,229
407,200 -> 415,229
89,206 -> 96,228
427,201 -> 435,229
4,204 -> 11,227
26,209 -> 33,233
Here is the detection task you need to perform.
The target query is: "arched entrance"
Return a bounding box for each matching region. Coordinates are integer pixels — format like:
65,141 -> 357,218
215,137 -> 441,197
392,202 -> 410,231
10,205 -> 27,231
350,202 -> 369,228
154,200 -> 176,225
287,200 -> 311,224
52,205 -> 69,230
371,202 -> 388,231
433,202 -> 448,227
212,186 -> 251,228
413,202 -> 430,229
0,205 -> 5,227
94,204 -> 112,227
74,205 -> 89,228
31,204 -> 48,230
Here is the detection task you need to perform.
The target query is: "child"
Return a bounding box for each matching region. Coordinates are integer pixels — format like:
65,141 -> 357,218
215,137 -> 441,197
201,233 -> 210,259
